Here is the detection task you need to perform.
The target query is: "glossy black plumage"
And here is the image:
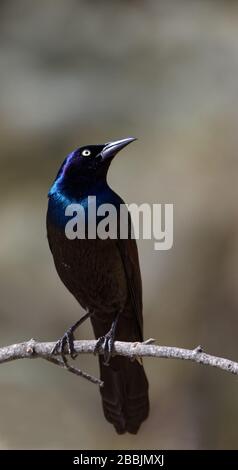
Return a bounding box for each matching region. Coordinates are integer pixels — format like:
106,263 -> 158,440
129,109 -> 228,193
47,138 -> 149,433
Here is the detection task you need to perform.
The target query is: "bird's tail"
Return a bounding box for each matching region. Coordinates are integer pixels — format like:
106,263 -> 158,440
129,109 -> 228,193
98,355 -> 149,434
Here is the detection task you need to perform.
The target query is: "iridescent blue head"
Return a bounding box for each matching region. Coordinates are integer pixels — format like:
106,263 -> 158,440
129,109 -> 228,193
49,137 -> 136,201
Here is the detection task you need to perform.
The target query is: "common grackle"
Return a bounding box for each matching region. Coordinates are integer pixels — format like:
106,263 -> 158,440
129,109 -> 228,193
47,137 -> 149,434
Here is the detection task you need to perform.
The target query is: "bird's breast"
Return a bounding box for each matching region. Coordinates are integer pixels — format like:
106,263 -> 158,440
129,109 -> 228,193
47,219 -> 128,319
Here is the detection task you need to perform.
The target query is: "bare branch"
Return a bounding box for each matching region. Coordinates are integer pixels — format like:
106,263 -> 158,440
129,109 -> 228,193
0,339 -> 237,384
0,339 -> 103,387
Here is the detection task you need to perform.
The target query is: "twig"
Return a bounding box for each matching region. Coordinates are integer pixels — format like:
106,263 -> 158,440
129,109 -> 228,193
44,355 -> 103,387
0,339 -> 237,382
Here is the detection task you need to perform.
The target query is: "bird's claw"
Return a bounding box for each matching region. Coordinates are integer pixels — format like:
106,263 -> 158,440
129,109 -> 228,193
51,312 -> 92,365
51,328 -> 77,362
94,314 -> 119,366
94,333 -> 114,366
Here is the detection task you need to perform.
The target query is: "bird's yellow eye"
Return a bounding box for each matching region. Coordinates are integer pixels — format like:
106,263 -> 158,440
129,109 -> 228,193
82,149 -> 91,157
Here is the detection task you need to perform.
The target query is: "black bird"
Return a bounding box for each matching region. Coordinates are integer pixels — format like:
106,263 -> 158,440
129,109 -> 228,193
47,137 -> 149,434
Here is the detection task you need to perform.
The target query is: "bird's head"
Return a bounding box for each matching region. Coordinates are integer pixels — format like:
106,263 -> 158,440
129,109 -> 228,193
49,137 -> 137,199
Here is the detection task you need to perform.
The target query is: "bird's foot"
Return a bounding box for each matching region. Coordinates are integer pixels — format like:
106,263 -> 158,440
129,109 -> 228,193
94,314 -> 120,366
51,311 -> 92,365
94,332 -> 115,366
51,327 -> 77,363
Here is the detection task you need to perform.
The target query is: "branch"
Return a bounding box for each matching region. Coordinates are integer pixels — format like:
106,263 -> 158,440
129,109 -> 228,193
0,339 -> 237,386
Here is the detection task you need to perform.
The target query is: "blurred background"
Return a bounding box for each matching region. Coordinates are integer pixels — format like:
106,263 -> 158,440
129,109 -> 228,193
0,0 -> 238,450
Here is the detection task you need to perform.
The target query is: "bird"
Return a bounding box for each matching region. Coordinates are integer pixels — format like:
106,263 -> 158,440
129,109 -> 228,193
46,137 -> 149,434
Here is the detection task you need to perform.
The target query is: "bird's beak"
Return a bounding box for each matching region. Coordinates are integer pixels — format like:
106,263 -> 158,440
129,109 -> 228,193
101,137 -> 137,160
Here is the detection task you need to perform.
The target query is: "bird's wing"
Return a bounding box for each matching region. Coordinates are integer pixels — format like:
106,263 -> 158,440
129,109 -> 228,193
116,237 -> 143,342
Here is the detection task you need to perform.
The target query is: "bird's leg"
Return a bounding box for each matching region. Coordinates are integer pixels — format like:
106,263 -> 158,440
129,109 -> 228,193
51,310 -> 92,363
94,313 -> 120,366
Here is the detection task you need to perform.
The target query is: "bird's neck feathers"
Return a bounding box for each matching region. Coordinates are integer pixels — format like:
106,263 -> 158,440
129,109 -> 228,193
49,175 -> 109,205
49,153 -> 108,203
48,155 -> 124,228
